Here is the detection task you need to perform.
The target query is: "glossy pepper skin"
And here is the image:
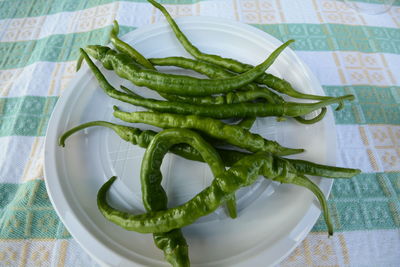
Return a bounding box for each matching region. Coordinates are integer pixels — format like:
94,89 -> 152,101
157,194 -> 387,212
149,56 -> 284,104
83,39 -> 294,97
121,84 -> 334,124
106,24 -> 283,105
98,144 -> 293,233
141,129 -> 227,267
98,131 -> 335,236
59,121 -> 361,236
159,87 -> 282,105
107,21 -> 330,123
121,85 -> 327,125
112,108 -> 304,156
147,0 -> 341,103
97,128 -> 231,234
58,120 -> 361,179
78,50 -> 302,157
80,48 -> 340,122
109,26 -> 328,125
80,49 -> 349,121
108,91 -> 353,119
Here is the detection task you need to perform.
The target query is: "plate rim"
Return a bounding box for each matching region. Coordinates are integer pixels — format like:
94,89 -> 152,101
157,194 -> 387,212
44,16 -> 336,267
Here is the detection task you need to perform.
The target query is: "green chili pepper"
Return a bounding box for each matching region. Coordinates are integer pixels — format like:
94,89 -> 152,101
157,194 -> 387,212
79,50 -> 350,121
82,39 -> 293,97
149,56 -> 235,79
58,120 -> 360,179
290,174 -> 333,235
149,56 -> 284,104
110,90 -> 353,119
284,159 -> 361,178
153,230 -> 189,267
141,128 -> 228,267
120,86 -> 329,123
122,53 -> 283,105
215,148 -> 361,179
61,122 -> 358,236
58,119 -> 237,221
59,120 -> 155,148
160,88 -> 283,105
97,128 -> 239,233
97,150 -> 285,233
108,38 -> 323,125
98,141 -> 334,236
112,108 -> 304,156
147,0 -> 343,106
110,20 -> 156,70
107,29 -> 285,127
76,50 -> 304,156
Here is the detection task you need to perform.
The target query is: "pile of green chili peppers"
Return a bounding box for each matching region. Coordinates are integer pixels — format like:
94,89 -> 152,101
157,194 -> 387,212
60,1 -> 361,266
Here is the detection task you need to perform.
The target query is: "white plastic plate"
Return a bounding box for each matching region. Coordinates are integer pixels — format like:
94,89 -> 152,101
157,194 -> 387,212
44,17 -> 336,267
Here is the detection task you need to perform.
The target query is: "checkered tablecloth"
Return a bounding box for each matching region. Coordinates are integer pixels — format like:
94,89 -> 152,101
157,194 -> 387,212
0,0 -> 399,266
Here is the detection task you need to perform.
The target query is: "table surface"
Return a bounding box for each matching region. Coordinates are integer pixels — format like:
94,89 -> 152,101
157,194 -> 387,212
0,0 -> 399,266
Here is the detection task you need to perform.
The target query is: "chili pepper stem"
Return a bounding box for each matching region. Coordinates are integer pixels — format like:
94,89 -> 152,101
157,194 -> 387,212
285,94 -> 354,118
59,121 -> 118,147
294,107 -> 327,124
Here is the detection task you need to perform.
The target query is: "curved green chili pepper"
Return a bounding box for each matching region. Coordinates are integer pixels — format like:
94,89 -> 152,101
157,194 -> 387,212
290,175 -> 333,235
59,119 -> 237,219
110,20 -> 156,70
99,144 -> 334,236
83,39 -> 293,97
97,128 -> 248,234
141,128 -> 227,266
294,107 -> 327,124
58,120 -> 155,148
112,108 -> 304,156
98,150 -> 292,233
147,0 -> 342,106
